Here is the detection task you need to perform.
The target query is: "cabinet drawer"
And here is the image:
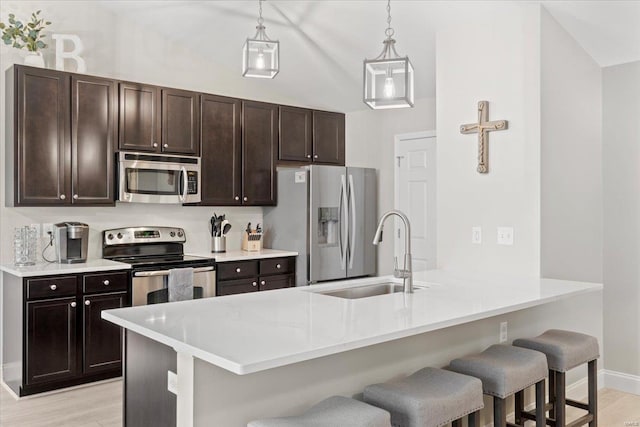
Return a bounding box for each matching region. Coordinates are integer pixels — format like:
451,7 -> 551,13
217,277 -> 260,296
259,274 -> 294,292
26,276 -> 77,300
217,261 -> 259,281
83,271 -> 129,294
260,257 -> 294,276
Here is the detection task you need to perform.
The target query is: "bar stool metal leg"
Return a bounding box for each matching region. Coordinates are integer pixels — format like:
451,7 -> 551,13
536,380 -> 545,427
588,360 -> 598,427
549,369 -> 556,420
494,397 -> 507,427
468,410 -> 480,427
555,372 -> 566,427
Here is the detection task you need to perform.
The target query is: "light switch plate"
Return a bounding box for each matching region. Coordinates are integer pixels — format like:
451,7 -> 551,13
472,227 -> 482,244
294,171 -> 306,183
167,370 -> 178,395
497,227 -> 514,245
500,322 -> 508,343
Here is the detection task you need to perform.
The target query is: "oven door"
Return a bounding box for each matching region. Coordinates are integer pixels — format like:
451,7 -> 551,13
131,266 -> 215,306
118,152 -> 201,204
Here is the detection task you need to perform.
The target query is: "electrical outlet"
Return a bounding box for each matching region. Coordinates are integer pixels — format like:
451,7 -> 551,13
499,322 -> 508,343
42,223 -> 54,236
497,227 -> 514,245
472,227 -> 482,244
167,370 -> 178,395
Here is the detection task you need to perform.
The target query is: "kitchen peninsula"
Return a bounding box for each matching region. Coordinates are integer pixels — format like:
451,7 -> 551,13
103,271 -> 603,427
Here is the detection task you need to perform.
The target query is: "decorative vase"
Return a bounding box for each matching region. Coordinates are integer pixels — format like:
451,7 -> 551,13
24,51 -> 45,68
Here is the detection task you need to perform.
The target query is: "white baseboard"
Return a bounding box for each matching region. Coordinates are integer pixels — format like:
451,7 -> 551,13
604,369 -> 640,396
566,368 -> 606,400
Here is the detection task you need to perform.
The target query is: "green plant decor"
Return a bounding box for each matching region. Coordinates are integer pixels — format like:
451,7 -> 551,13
0,10 -> 51,52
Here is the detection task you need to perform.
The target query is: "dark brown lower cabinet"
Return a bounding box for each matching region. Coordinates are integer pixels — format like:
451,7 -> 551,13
216,257 -> 296,296
18,270 -> 130,396
26,297 -> 78,385
83,292 -> 126,374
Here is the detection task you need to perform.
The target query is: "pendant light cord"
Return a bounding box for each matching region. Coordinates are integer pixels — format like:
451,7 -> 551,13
257,0 -> 264,26
386,0 -> 395,38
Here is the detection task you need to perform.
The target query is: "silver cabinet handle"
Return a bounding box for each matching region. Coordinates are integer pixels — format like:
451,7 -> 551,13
103,280 -> 110,286
234,196 -> 240,201
59,194 -> 66,200
50,284 -> 57,291
70,302 -> 77,308
164,143 -> 168,148
276,264 -> 281,269
243,197 -> 248,202
236,268 -> 241,273
260,280 -> 266,285
133,266 -> 214,277
153,142 -> 158,148
252,281 -> 257,287
85,300 -> 91,306
73,194 -> 78,200
306,155 -> 311,159
314,154 -> 318,159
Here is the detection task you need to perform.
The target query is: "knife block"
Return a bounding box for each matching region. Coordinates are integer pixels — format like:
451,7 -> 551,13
242,232 -> 262,252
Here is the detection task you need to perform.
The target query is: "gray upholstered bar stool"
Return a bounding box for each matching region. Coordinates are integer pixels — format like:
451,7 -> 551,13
363,367 -> 484,427
247,395 -> 391,427
449,344 -> 548,427
513,330 -> 600,427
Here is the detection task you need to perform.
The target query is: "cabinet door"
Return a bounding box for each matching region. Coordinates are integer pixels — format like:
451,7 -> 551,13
216,278 -> 260,296
259,274 -> 294,291
15,66 -> 71,205
312,111 -> 345,165
26,297 -> 78,385
161,88 -> 199,155
83,292 -> 126,375
279,106 -> 312,162
200,94 -> 242,205
71,75 -> 116,205
119,83 -> 160,152
242,101 -> 278,206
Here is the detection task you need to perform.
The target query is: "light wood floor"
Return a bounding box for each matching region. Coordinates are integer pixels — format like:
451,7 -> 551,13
1,381 -> 639,426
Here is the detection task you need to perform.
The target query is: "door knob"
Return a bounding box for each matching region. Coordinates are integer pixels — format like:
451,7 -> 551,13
260,280 -> 266,285
314,154 -> 319,159
73,194 -> 78,200
306,155 -> 311,159
85,300 -> 91,306
236,268 -> 241,273
252,282 -> 257,287
70,302 -> 77,308
59,194 -> 66,200
103,280 -> 110,286
50,284 -> 57,291
276,264 -> 281,269
153,142 -> 158,148
243,197 -> 248,202
164,144 -> 168,148
234,196 -> 240,201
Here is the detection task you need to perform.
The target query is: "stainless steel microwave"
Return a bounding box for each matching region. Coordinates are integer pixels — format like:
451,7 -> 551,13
118,152 -> 201,204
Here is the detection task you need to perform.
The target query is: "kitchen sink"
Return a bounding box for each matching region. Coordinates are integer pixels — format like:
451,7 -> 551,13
316,283 -> 427,299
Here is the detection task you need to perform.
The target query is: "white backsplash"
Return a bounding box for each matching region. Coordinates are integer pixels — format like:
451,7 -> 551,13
0,204 -> 263,263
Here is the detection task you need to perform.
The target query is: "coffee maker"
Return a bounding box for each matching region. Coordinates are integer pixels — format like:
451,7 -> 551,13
54,222 -> 89,264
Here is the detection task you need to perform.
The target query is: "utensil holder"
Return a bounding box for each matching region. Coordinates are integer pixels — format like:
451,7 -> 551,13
212,236 -> 226,253
14,226 -> 38,266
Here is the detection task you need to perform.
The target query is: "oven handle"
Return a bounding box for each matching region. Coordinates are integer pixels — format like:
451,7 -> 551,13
133,266 -> 214,277
179,166 -> 188,202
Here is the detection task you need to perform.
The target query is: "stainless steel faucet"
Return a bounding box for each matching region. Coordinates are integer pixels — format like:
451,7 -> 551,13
372,210 -> 413,293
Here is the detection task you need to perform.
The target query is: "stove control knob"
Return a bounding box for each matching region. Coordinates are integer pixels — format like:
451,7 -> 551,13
117,233 -> 123,239
177,231 -> 184,238
170,231 -> 176,237
107,234 -> 114,240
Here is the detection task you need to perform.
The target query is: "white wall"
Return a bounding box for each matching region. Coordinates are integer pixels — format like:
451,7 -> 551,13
603,60 -> 640,377
540,8 -> 603,283
346,98 -> 436,275
435,2 -> 541,276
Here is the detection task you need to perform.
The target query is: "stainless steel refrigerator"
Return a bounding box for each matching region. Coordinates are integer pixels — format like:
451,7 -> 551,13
264,165 -> 377,286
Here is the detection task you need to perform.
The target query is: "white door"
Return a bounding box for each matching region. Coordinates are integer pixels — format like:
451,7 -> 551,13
394,132 -> 437,272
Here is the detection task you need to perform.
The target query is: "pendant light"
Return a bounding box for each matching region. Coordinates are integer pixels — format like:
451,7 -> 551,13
242,0 -> 279,79
363,0 -> 414,109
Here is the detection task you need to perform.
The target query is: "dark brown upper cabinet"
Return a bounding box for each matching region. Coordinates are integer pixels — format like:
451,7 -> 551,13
161,88 -> 199,155
277,108 -> 345,166
12,66 -> 71,206
119,84 -> 199,155
242,101 -> 278,206
8,66 -> 115,207
279,106 -> 313,162
118,83 -> 160,152
71,75 -> 117,205
313,111 -> 345,165
200,94 -> 242,205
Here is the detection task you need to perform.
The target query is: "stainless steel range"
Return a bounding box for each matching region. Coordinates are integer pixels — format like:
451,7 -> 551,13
102,227 -> 215,306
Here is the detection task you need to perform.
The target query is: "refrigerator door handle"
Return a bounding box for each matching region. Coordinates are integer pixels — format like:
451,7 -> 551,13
339,174 -> 347,270
348,174 -> 356,269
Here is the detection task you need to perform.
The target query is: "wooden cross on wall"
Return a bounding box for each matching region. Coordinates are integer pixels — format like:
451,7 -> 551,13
460,101 -> 508,173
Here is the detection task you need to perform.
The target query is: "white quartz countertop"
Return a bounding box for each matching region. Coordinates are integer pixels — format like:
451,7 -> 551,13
189,249 -> 298,262
0,259 -> 131,277
102,270 -> 602,375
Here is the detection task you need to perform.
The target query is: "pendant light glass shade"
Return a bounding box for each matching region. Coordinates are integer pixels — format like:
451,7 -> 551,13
243,1 -> 279,79
363,1 -> 414,109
